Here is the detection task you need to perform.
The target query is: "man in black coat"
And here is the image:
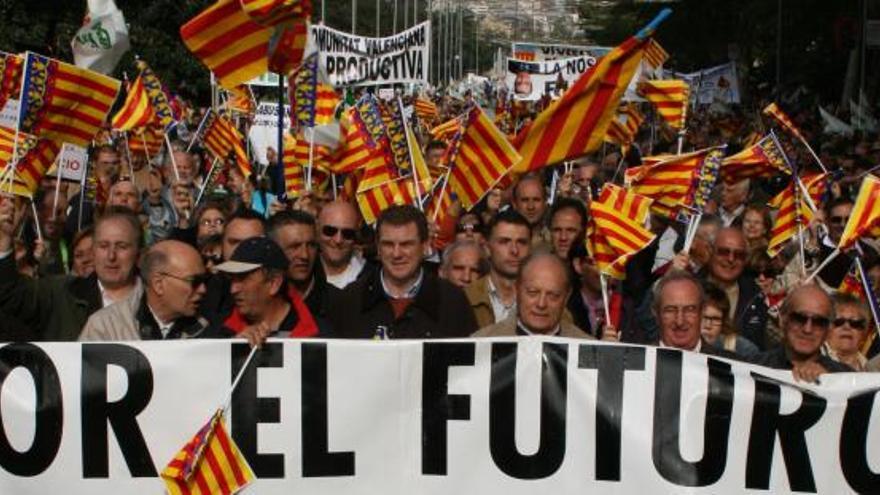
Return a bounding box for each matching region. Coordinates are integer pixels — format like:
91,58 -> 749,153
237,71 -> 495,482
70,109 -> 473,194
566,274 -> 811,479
325,205 -> 478,339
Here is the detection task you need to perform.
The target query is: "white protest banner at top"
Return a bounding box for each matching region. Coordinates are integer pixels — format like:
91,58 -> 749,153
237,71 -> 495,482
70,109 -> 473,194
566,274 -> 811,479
512,41 -> 610,61
310,21 -> 431,87
668,62 -> 741,104
506,55 -> 597,101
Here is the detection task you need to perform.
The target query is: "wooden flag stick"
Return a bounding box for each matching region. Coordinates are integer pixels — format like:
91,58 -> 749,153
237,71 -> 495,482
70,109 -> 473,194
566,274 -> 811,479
804,248 -> 839,284
164,133 -> 181,182
432,166 -> 453,222
222,345 -> 259,415
599,273 -> 612,327
29,198 -> 42,243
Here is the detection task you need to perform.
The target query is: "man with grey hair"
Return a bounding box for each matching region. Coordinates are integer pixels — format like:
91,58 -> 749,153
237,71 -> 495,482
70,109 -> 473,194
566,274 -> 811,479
652,269 -> 738,357
473,253 -> 591,337
439,240 -> 485,289
718,179 -> 749,227
80,240 -> 209,340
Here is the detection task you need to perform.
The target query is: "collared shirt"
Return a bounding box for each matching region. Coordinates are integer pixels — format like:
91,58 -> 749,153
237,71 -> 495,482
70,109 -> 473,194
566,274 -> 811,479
516,319 -> 561,336
380,267 -> 424,299
97,278 -> 141,308
324,254 -> 366,289
659,338 -> 702,353
146,304 -> 174,339
488,276 -> 516,323
720,204 -> 745,227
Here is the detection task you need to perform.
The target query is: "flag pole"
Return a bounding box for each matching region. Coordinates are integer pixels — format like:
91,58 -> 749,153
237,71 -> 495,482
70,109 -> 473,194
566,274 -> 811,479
194,158 -> 219,208
306,136 -> 315,192
804,248 -> 839,283
400,96 -> 424,209
164,133 -> 181,182
186,111 -> 210,152
432,165 -> 453,221
52,158 -> 63,221
77,158 -> 89,231
599,273 -> 612,327
222,345 -> 260,415
682,212 -> 702,253
29,198 -> 42,243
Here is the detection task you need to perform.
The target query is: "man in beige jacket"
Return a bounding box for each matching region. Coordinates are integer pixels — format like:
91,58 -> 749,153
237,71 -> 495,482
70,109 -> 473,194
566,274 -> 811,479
473,253 -> 592,338
79,240 -> 209,341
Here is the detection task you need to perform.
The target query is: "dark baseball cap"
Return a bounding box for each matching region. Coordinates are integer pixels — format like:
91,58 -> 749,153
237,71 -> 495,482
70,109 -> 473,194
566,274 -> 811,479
215,236 -> 289,274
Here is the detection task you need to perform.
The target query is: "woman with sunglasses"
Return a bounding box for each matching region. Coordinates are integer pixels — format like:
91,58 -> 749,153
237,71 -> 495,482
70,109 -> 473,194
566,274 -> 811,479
823,293 -> 872,371
749,251 -> 789,347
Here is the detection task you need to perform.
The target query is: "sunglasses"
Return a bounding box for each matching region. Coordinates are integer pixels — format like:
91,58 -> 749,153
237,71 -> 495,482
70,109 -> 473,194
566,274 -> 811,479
757,268 -> 779,279
833,317 -> 867,330
161,271 -> 210,289
788,311 -> 830,330
322,225 -> 357,241
715,247 -> 747,261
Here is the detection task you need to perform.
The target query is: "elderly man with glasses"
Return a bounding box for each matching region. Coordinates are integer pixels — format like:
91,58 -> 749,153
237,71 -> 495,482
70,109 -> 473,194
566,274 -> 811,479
80,240 -> 210,340
755,284 -> 852,380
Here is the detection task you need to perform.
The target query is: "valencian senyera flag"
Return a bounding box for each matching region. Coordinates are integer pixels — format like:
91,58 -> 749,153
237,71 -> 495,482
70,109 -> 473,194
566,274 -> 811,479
357,176 -> 418,224
763,102 -> 807,142
0,52 -> 23,115
604,103 -> 644,153
0,131 -> 61,198
161,408 -> 254,495
638,79 -> 689,130
720,134 -> 790,184
414,97 -> 439,124
431,117 -> 462,141
513,9 -> 671,173
766,173 -> 827,257
446,106 -> 520,211
111,74 -> 155,131
17,52 -> 121,148
838,174 -> 880,251
624,147 -> 717,219
334,105 -> 389,175
283,133 -> 332,197
587,184 -> 656,279
136,59 -> 176,128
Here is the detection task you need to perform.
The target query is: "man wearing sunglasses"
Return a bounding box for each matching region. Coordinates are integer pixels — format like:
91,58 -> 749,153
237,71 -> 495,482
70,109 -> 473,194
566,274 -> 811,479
755,284 -> 852,380
812,197 -> 880,289
317,201 -> 367,289
703,227 -> 768,349
80,240 -> 209,340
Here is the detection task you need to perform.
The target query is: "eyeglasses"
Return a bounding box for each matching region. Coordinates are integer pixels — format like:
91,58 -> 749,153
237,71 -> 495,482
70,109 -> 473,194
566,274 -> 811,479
321,225 -> 357,241
715,247 -> 747,261
829,216 -> 847,226
788,311 -> 830,330
702,315 -> 723,325
757,268 -> 779,279
833,317 -> 867,330
200,218 -> 226,227
160,271 -> 210,289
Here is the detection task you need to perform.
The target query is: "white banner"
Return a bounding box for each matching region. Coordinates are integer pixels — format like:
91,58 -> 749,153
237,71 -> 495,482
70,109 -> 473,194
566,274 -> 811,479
512,42 -> 610,61
1,339 -> 879,494
70,0 -> 130,74
248,102 -> 291,165
310,22 -> 431,87
669,62 -> 741,105
505,56 -> 597,101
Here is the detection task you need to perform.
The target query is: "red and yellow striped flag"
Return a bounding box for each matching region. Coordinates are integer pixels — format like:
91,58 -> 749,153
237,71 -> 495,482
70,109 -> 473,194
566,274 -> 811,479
838,267 -> 866,301
604,104 -> 644,152
0,126 -> 25,166
639,80 -> 689,130
202,111 -> 251,177
283,133 -> 333,197
643,38 -> 669,71
128,126 -> 164,159
624,148 -> 713,218
225,85 -> 256,115
0,53 -> 23,115
587,184 -> 656,279
180,0 -> 272,90
240,0 -> 311,26
356,176 -> 417,224
136,60 -> 177,128
763,103 -> 806,142
430,118 -> 462,141
334,106 -> 390,175
1,134 -> 61,198
447,106 -> 521,210
17,52 -> 121,148
290,54 -> 339,129
766,173 -> 827,257
161,409 -> 254,495
720,134 -> 790,184
414,97 -> 439,124
839,174 -> 880,251
111,75 -> 156,131
513,25 -> 654,173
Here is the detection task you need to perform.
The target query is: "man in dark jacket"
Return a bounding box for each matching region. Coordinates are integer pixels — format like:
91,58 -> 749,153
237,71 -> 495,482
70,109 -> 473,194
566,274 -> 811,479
325,205 -> 477,339
754,284 -> 852,380
0,202 -> 142,341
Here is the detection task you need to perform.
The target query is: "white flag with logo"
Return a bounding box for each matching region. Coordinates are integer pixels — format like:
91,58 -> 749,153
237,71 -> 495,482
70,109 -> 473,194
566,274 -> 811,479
71,0 -> 129,74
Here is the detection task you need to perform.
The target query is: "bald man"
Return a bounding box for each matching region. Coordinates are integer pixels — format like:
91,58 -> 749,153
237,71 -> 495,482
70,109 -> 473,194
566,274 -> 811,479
473,253 -> 592,338
80,240 -> 210,340
754,284 -> 852,381
317,201 -> 366,288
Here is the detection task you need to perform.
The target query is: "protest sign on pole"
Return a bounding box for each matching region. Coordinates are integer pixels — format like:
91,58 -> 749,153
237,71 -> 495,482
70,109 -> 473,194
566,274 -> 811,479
505,56 -> 597,101
310,21 -> 431,86
248,102 -> 291,166
54,143 -> 88,182
1,339 -> 878,494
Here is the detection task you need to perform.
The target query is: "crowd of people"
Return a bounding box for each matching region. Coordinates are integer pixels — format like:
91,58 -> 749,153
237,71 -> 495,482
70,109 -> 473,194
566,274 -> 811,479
1,90 -> 879,384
